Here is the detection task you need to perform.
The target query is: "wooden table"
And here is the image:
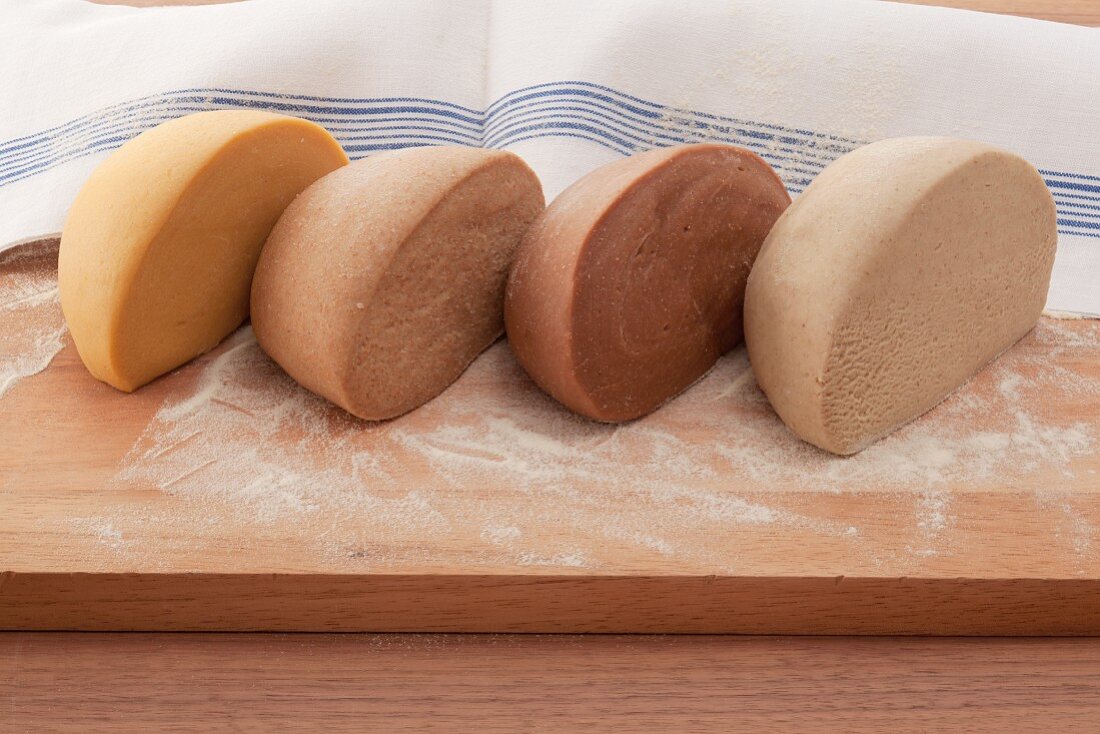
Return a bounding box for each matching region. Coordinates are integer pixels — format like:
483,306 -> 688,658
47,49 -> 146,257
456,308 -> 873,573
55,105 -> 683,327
2,633 -> 1098,732
3,0 -> 1099,730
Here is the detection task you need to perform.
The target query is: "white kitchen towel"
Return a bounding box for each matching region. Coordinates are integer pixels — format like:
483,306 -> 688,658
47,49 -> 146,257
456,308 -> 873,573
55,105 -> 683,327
2,0 -> 1098,314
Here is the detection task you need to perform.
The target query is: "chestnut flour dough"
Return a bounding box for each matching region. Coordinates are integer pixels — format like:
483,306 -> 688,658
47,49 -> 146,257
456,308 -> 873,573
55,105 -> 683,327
505,143 -> 790,422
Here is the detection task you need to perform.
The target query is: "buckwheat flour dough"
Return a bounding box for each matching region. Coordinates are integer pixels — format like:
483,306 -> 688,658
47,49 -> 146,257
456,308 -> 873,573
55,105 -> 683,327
744,137 -> 1057,455
59,111 -> 348,392
251,146 -> 544,420
505,143 -> 790,422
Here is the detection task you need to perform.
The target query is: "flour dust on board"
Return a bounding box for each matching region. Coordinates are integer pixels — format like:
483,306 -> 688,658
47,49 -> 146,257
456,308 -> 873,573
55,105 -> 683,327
0,240 -> 67,398
1,240 -> 1097,572
112,320 -> 1098,572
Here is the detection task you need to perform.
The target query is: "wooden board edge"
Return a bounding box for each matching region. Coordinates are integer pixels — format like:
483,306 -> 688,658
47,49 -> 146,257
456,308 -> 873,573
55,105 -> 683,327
2,572 -> 1097,634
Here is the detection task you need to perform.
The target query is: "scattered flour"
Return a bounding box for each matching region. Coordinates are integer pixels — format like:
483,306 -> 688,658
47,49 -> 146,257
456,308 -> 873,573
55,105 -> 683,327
69,518 -> 126,551
0,241 -> 67,398
1044,310 -> 1095,321
104,316 -> 1099,571
481,524 -> 522,545
2,241 -> 1097,572
517,551 -> 588,569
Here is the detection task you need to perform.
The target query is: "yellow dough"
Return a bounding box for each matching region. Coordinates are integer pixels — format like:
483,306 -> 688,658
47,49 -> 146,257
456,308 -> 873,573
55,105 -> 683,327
59,110 -> 348,391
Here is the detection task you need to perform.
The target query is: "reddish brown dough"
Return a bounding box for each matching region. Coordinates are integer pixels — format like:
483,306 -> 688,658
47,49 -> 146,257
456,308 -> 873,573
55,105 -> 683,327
251,146 -> 545,421
505,143 -> 790,422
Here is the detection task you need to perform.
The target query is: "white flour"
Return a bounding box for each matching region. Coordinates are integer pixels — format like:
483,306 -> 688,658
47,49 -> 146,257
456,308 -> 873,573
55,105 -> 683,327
68,518 -> 126,552
2,241 -> 1097,570
108,317 -> 1098,570
0,241 -> 67,398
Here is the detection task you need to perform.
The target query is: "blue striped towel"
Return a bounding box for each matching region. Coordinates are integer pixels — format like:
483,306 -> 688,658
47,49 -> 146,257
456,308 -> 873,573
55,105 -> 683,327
2,0 -> 1098,314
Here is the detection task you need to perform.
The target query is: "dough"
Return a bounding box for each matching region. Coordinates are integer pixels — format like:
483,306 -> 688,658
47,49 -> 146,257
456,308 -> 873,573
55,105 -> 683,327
504,143 -> 790,422
744,137 -> 1057,455
59,110 -> 347,392
251,146 -> 544,420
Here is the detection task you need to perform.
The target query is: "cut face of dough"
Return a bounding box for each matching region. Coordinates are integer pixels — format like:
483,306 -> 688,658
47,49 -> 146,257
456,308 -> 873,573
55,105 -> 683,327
59,110 -> 348,392
250,146 -> 545,421
744,137 -> 1058,455
505,143 -> 790,422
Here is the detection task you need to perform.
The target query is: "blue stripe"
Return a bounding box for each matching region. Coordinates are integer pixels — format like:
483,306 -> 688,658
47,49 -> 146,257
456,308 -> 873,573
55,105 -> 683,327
1054,191 -> 1100,204
430,130 -> 634,157
323,117 -> 478,134
0,133 -> 485,187
344,140 -> 461,154
0,88 -> 488,153
1060,227 -> 1100,240
0,134 -> 135,185
487,81 -> 861,146
1060,201 -> 1100,213
1040,168 -> 1100,184
1,80 -> 1098,244
0,81 -> 843,183
0,105 -> 483,175
337,125 -> 480,142
468,84 -> 844,161
1,84 -> 844,178
1046,179 -> 1100,195
0,81 -> 853,173
486,86 -> 661,122
0,91 -> 485,161
196,87 -> 485,115
483,104 -> 834,170
486,103 -> 691,148
199,95 -> 484,124
495,121 -> 638,153
0,92 -> 173,154
340,132 -> 486,151
484,116 -> 822,184
484,113 -> 825,179
1058,217 -> 1100,231
0,79 -> 1080,181
0,113 -> 486,176
1,111 -> 837,187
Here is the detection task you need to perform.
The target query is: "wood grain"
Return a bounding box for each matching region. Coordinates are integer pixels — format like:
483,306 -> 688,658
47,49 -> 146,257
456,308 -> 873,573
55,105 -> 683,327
3,633 -> 1100,732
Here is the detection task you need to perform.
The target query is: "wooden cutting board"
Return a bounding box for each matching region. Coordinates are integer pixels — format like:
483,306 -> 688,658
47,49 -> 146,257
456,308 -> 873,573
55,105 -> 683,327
1,240 -> 1098,633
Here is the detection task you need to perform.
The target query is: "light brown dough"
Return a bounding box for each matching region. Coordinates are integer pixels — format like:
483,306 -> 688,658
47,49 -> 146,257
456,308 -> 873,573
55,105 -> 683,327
251,146 -> 544,420
744,137 -> 1057,455
505,143 -> 790,422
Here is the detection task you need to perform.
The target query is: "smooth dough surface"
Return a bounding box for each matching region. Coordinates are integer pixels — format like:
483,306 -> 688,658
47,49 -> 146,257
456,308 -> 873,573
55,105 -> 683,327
744,136 -> 1057,455
59,110 -> 348,391
251,146 -> 544,421
505,143 -> 790,422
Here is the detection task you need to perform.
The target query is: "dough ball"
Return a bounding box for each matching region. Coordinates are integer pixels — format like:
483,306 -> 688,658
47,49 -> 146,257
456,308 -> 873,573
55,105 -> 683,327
251,146 -> 545,420
59,110 -> 348,392
504,143 -> 790,422
744,137 -> 1057,455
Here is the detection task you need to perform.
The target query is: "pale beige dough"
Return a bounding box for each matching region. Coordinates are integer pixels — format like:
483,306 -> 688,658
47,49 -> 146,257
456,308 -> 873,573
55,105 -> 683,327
251,146 -> 544,421
744,137 -> 1057,455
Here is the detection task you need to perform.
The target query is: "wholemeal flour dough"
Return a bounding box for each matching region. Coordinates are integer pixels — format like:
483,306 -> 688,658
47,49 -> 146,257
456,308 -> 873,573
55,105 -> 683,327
505,143 -> 790,422
59,111 -> 347,391
744,137 -> 1057,455
251,146 -> 544,421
